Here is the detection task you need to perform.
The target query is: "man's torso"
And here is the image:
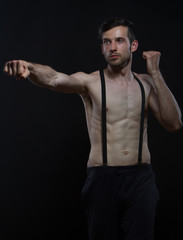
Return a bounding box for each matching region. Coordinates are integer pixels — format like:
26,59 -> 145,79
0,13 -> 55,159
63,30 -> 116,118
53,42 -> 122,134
79,69 -> 152,167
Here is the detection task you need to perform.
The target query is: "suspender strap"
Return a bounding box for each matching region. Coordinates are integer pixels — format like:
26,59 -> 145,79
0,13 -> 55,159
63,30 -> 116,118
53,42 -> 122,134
100,69 -> 145,165
133,73 -> 145,164
100,69 -> 107,166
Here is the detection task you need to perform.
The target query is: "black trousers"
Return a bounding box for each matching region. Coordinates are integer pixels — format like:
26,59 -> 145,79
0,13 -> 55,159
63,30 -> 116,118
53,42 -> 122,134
82,163 -> 159,240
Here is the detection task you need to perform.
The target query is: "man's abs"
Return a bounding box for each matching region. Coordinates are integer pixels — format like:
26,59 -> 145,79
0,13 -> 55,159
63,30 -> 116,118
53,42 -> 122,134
87,121 -> 151,167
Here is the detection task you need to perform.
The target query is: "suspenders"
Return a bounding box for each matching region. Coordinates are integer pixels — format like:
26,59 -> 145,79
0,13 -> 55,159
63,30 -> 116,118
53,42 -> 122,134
133,73 -> 145,164
100,69 -> 108,166
99,69 -> 145,165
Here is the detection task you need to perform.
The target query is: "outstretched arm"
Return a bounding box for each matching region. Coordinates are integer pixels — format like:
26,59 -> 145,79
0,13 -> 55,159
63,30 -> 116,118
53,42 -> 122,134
3,60 -> 86,94
143,51 -> 182,132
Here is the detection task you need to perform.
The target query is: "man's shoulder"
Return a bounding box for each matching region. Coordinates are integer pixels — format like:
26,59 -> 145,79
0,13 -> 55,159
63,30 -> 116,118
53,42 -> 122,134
134,72 -> 151,81
71,70 -> 101,97
133,73 -> 155,97
71,70 -> 99,79
134,72 -> 154,87
72,70 -> 101,86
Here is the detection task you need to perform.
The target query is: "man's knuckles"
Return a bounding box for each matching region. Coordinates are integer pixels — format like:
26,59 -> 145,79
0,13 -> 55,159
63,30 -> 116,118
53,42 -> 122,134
143,51 -> 161,59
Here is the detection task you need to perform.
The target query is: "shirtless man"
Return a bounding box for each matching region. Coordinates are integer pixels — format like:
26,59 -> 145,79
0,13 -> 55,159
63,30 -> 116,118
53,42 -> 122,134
4,17 -> 182,240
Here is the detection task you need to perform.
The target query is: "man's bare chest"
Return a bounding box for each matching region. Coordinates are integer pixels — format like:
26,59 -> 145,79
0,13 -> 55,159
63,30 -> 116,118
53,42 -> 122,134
89,80 -> 143,121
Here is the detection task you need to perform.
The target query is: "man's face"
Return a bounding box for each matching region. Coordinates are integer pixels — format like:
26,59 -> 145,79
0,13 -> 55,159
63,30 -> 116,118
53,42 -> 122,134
101,26 -> 134,69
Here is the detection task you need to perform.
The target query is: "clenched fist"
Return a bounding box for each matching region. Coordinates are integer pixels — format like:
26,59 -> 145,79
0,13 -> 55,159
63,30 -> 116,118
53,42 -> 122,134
3,60 -> 30,80
143,51 -> 161,76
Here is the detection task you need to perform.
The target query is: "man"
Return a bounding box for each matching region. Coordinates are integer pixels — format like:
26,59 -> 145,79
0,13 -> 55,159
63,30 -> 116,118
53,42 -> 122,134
4,17 -> 182,240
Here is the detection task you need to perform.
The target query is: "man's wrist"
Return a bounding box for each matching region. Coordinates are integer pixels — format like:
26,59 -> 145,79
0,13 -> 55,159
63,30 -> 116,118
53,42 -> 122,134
150,69 -> 162,78
27,62 -> 34,71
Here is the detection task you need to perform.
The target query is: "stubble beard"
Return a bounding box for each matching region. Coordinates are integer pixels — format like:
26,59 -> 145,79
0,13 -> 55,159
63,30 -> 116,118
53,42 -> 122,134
105,49 -> 132,70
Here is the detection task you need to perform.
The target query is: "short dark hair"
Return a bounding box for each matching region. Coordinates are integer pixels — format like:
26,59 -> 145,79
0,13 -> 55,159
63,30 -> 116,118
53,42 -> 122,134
98,17 -> 136,44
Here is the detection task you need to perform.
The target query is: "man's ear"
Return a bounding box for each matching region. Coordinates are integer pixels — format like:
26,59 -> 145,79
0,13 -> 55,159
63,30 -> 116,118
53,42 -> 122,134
131,40 -> 138,53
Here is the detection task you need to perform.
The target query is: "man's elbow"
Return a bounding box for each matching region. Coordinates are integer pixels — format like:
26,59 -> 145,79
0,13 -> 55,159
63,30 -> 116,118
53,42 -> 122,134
165,120 -> 183,132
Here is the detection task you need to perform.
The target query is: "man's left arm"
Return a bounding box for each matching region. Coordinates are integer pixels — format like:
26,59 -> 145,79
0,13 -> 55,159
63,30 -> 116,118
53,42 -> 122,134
143,51 -> 182,132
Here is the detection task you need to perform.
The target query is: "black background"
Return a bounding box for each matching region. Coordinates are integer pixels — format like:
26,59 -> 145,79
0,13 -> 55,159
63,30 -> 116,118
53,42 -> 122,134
0,0 -> 183,239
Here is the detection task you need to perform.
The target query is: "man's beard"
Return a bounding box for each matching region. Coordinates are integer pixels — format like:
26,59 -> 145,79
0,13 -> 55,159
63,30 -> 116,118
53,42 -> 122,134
105,50 -> 131,69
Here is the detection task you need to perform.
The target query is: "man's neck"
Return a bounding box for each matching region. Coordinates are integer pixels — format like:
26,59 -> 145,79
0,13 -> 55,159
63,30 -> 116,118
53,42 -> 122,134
105,64 -> 134,83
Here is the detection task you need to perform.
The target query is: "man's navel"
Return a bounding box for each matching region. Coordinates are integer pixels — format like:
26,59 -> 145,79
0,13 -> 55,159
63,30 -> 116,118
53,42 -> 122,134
122,151 -> 129,155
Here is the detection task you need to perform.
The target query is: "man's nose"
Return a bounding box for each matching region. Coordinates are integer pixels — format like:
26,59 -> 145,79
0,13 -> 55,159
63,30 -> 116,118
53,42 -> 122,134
111,40 -> 117,50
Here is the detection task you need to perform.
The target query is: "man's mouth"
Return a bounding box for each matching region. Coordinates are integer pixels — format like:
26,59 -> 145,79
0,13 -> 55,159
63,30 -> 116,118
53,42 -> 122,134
109,54 -> 120,59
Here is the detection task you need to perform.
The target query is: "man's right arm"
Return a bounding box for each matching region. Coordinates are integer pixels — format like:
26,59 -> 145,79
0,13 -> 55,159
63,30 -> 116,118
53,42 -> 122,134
3,60 -> 86,94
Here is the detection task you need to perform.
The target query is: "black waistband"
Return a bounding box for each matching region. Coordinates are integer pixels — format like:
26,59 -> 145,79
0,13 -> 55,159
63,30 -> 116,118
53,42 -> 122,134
87,163 -> 152,176
99,70 -> 145,166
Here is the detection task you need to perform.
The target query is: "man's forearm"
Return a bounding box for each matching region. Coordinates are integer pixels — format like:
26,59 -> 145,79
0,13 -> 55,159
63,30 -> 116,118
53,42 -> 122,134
143,51 -> 182,131
152,71 -> 182,130
4,60 -> 59,89
27,62 -> 59,88
4,60 -> 85,94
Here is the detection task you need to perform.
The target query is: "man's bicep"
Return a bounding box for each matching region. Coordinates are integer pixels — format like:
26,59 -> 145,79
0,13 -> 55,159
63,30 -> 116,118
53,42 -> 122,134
52,71 -> 87,94
149,87 -> 162,123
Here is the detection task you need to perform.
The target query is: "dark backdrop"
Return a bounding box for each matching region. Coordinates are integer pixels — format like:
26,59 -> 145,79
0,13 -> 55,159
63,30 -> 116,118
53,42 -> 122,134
0,0 -> 182,239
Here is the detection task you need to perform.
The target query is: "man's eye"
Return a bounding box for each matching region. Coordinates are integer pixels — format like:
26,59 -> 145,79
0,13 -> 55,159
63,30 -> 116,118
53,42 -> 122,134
103,40 -> 110,45
117,38 -> 124,43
